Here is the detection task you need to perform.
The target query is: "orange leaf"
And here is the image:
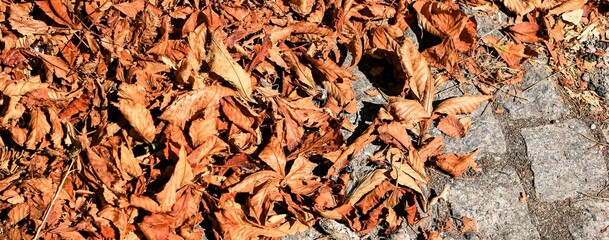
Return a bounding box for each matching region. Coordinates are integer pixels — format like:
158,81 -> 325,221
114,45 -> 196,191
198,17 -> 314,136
434,95 -> 492,116
437,114 -> 466,138
130,195 -> 162,213
8,203 -> 30,225
207,33 -> 254,101
35,0 -> 75,27
500,0 -> 536,15
115,83 -> 156,142
385,97 -> 430,127
461,217 -> 478,233
434,149 -> 480,177
25,108 -> 51,150
160,86 -> 235,129
113,0 -> 145,19
507,22 -> 543,43
156,146 -> 194,212
398,38 -> 434,111
119,144 -> 143,179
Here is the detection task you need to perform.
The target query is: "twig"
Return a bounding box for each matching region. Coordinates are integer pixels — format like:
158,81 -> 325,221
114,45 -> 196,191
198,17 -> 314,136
33,156 -> 77,240
578,191 -> 609,201
574,131 -> 609,147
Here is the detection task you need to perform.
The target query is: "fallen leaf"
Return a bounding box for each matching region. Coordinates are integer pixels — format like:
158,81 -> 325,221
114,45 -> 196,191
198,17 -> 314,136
434,95 -> 492,116
434,150 -> 480,177
115,83 -> 156,142
437,114 -> 466,138
156,145 -> 194,212
461,217 -> 477,233
207,33 -> 254,101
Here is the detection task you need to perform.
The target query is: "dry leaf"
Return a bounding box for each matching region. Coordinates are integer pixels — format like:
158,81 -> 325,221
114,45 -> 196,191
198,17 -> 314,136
113,0 -> 144,19
115,83 -> 156,142
386,97 -> 430,127
434,150 -> 480,177
8,203 -> 30,225
207,34 -> 254,101
437,114 -> 466,138
156,146 -> 194,212
434,95 -> 492,116
461,217 -> 477,233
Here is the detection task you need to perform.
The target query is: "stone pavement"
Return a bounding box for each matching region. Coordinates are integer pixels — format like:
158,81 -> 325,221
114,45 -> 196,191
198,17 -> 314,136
406,61 -> 609,239
285,57 -> 609,240
286,6 -> 609,240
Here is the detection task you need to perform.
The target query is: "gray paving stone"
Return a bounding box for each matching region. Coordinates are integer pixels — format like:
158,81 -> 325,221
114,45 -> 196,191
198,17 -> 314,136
433,82 -> 507,159
497,63 -> 569,120
448,166 -> 540,240
569,199 -> 609,240
521,119 -> 608,202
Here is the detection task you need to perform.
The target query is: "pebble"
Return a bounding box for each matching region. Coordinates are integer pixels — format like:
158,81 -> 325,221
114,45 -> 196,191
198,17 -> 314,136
591,124 -> 597,130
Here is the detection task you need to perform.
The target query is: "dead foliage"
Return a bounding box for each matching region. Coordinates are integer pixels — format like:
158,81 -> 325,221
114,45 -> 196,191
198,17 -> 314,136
0,0 -> 604,239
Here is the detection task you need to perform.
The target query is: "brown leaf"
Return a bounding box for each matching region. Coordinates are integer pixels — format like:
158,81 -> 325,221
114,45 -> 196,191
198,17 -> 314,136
25,108 -> 51,150
548,0 -> 586,15
258,134 -> 287,175
207,33 -> 254,101
113,0 -> 145,19
115,83 -> 156,142
413,1 -> 468,37
35,0 -> 75,27
434,149 -> 480,177
398,38 -> 434,111
385,97 -> 430,127
434,95 -> 492,116
215,198 -> 287,239
461,217 -> 478,233
500,0 -> 538,15
506,22 -> 543,43
160,86 -> 235,129
437,114 -> 466,138
347,169 -> 388,205
156,145 -> 194,212
8,203 -> 30,225
119,144 -> 143,179
8,3 -> 49,35
130,195 -> 162,213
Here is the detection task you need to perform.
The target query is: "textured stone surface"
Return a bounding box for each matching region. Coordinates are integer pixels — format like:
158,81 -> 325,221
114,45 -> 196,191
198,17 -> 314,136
522,119 -> 608,202
433,82 -> 507,158
497,63 -> 569,120
569,200 -> 609,240
448,166 -> 540,240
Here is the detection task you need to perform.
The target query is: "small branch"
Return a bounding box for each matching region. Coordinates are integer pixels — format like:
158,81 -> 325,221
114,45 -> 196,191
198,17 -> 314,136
33,156 -> 77,240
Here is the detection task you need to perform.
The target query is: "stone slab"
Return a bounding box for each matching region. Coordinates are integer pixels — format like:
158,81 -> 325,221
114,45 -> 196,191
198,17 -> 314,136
569,199 -> 609,240
448,166 -> 540,240
497,63 -> 569,120
433,82 -> 507,159
521,119 -> 608,202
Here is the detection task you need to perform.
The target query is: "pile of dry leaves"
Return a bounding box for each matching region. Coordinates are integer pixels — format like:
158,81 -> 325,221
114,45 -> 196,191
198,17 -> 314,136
0,0 -> 606,239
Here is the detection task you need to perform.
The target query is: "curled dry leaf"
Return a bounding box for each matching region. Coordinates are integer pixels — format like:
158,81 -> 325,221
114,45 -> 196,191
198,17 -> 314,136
156,145 -> 194,212
437,114 -> 467,138
115,83 -> 156,142
119,144 -> 143,179
398,38 -> 434,111
434,95 -> 492,116
434,149 -> 481,177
